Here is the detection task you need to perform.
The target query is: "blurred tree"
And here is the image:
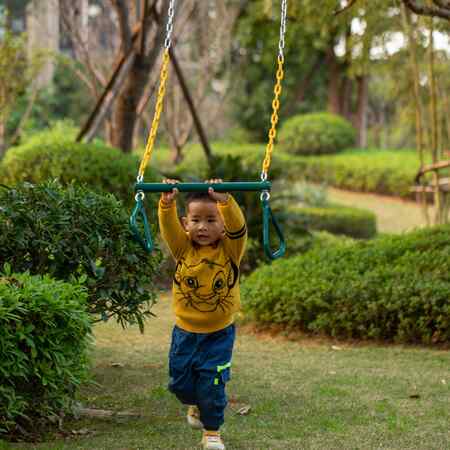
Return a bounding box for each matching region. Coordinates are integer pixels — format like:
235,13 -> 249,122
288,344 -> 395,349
0,28 -> 44,156
233,0 -> 398,147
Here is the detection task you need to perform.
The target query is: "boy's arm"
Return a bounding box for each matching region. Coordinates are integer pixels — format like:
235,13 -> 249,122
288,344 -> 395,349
158,200 -> 189,260
217,195 -> 247,264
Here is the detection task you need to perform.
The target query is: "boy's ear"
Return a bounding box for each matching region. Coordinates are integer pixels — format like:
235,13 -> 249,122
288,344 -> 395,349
181,216 -> 188,230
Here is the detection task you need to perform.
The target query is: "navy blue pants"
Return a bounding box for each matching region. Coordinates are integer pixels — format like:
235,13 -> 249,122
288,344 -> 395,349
168,324 -> 235,431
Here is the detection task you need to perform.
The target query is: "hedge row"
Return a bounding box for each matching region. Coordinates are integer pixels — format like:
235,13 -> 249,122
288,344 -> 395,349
0,269 -> 91,435
150,143 -> 421,199
242,225 -> 450,344
277,149 -> 420,198
0,135 -> 159,207
286,204 -> 377,239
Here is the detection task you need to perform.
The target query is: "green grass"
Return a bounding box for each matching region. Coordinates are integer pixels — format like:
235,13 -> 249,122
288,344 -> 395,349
3,297 -> 449,450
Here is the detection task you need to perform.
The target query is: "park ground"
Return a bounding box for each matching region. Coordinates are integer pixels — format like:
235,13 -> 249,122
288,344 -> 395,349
2,190 -> 449,450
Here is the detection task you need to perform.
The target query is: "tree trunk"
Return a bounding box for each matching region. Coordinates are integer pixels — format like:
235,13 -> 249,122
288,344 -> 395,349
355,75 -> 368,148
111,55 -> 152,152
326,48 -> 341,115
0,121 -> 5,159
26,0 -> 59,88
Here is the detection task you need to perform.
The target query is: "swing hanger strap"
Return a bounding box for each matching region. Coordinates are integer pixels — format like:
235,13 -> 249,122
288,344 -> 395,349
261,0 -> 288,178
137,0 -> 177,181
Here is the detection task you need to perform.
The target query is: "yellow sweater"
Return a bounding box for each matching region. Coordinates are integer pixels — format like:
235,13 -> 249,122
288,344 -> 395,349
158,196 -> 247,333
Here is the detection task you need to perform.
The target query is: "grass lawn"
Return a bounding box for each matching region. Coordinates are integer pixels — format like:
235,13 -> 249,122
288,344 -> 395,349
3,297 -> 449,450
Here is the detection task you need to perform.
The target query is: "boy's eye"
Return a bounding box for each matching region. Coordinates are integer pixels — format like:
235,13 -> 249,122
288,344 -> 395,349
208,219 -> 216,223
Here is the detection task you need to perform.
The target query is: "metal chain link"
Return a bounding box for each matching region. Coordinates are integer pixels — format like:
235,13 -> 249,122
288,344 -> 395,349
164,0 -> 177,49
138,0 -> 177,181
261,0 -> 288,180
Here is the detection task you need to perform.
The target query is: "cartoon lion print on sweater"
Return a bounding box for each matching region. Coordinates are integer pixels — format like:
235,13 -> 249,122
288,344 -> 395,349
173,258 -> 239,313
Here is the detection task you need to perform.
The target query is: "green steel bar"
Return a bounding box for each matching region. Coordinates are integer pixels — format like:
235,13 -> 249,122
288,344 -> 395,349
134,181 -> 272,193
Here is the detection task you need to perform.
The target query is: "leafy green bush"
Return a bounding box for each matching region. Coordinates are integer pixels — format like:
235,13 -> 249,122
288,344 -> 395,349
0,181 -> 162,328
0,268 -> 91,435
279,113 -> 356,156
286,204 -> 377,239
278,148 -> 420,198
242,225 -> 450,344
0,126 -> 159,206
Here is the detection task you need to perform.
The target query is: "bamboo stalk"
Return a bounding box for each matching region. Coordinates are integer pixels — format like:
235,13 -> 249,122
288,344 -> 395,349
400,4 -> 430,224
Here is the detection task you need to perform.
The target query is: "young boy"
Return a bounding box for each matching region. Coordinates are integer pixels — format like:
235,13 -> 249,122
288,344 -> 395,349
158,178 -> 247,450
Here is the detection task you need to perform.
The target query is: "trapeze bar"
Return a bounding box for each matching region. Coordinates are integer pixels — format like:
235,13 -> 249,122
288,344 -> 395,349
134,181 -> 272,193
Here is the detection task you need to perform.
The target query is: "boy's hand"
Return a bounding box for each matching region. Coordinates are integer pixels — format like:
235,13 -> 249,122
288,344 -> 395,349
161,179 -> 179,204
206,178 -> 229,203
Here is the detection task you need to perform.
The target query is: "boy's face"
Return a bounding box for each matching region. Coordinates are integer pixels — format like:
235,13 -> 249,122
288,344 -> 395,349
182,200 -> 225,246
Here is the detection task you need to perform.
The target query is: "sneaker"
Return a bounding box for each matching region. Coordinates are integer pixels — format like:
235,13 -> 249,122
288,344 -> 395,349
187,405 -> 203,430
201,430 -> 225,450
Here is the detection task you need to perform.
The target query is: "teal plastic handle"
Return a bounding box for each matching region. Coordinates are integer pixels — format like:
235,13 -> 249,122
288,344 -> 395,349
135,181 -> 272,193
129,197 -> 153,253
262,198 -> 286,260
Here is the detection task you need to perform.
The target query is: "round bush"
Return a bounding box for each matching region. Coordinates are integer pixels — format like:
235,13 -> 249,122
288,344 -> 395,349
0,134 -> 159,206
279,112 -> 356,156
0,181 -> 162,327
242,225 -> 450,344
0,269 -> 91,435
287,204 -> 377,239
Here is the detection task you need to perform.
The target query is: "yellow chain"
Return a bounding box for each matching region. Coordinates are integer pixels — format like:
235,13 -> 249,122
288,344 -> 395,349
262,54 -> 285,176
138,49 -> 171,179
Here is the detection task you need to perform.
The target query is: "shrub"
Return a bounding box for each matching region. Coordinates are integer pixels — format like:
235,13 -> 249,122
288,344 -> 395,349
279,112 -> 356,156
0,181 -> 162,328
0,268 -> 91,435
242,225 -> 450,344
286,204 -> 377,239
278,148 -> 420,198
0,127 -> 159,206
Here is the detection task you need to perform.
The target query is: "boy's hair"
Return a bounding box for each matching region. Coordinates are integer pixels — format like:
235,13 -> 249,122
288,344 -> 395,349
184,192 -> 216,212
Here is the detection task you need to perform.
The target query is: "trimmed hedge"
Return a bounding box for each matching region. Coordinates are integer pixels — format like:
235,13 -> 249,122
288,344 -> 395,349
278,149 -> 420,198
242,225 -> 450,344
287,204 -> 377,239
0,181 -> 162,328
279,112 -> 356,156
0,269 -> 91,435
150,144 -> 421,199
0,136 -> 159,206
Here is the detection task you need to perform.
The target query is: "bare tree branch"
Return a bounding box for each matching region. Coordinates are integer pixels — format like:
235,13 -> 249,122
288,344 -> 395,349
60,2 -> 106,93
432,0 -> 450,9
401,0 -> 450,20
334,0 -> 359,16
110,0 -> 133,51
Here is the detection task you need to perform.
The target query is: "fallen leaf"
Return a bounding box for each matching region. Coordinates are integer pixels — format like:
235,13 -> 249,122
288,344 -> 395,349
71,428 -> 92,435
110,362 -> 124,368
331,345 -> 342,351
408,393 -> 420,399
236,405 -> 251,415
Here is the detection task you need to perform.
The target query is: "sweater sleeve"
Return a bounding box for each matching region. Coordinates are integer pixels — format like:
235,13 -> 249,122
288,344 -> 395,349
158,200 -> 189,260
217,195 -> 247,264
